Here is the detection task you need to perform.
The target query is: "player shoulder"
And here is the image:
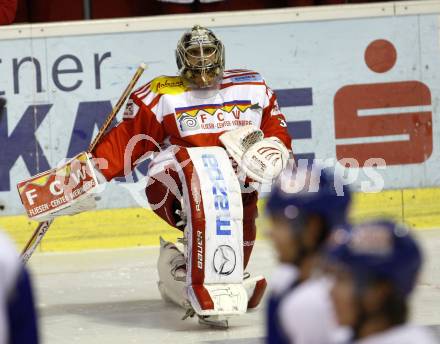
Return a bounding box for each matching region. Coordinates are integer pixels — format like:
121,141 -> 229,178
222,69 -> 265,85
269,264 -> 298,296
133,75 -> 189,100
281,276 -> 333,315
279,277 -> 336,341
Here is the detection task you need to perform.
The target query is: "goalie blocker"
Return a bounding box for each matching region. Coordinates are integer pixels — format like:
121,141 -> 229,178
17,152 -> 100,222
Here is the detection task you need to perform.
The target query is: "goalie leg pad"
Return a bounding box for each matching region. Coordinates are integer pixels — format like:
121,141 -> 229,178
244,275 -> 267,309
173,146 -> 248,316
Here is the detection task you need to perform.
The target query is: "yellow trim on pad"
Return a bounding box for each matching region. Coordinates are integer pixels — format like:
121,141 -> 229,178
1,187 -> 439,253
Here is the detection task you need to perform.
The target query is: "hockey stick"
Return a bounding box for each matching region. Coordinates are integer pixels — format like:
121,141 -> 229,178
20,63 -> 147,264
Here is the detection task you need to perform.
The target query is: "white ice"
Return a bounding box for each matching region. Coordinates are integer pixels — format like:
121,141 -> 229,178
28,231 -> 440,344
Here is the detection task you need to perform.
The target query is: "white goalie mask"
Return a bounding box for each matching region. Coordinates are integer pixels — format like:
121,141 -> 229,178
176,25 -> 225,89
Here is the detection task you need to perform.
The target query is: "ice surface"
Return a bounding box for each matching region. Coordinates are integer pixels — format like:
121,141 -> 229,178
28,233 -> 440,344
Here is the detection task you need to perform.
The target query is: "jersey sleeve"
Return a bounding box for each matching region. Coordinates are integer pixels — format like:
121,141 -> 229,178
279,279 -> 336,344
92,85 -> 165,181
7,267 -> 39,344
260,84 -> 292,150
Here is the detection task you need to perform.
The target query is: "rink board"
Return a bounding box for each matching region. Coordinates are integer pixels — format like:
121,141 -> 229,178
1,187 -> 439,253
2,1 -> 440,218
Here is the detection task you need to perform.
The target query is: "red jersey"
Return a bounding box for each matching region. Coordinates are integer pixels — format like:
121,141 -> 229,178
93,69 -> 292,180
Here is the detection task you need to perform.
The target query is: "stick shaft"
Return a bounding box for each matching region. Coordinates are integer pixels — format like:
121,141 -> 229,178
20,64 -> 146,264
21,220 -> 53,264
88,64 -> 146,152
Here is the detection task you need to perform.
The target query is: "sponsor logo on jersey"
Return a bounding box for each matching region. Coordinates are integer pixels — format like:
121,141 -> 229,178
175,100 -> 260,132
229,74 -> 263,84
176,100 -> 253,118
151,76 -> 189,95
178,113 -> 200,132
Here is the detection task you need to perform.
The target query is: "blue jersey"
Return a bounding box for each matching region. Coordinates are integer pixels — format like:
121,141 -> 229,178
0,232 -> 39,344
266,264 -> 299,344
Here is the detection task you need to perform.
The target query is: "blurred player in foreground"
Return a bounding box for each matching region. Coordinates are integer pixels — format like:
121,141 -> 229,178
0,231 -> 39,344
265,166 -> 352,343
327,219 -> 438,343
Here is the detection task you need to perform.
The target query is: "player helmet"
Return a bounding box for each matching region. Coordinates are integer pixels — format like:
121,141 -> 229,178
326,219 -> 422,297
176,25 -> 225,88
266,166 -> 352,231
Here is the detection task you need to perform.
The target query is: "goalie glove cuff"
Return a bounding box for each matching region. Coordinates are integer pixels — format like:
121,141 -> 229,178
219,126 -> 289,183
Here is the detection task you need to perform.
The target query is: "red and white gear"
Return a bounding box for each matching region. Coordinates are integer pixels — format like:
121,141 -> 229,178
92,70 -> 291,178
219,125 -> 265,169
153,146 -> 267,324
242,136 -> 289,183
17,152 -> 102,222
220,125 -> 289,183
157,237 -> 187,308
158,238 -> 267,316
92,68 -> 291,260
145,145 -> 259,268
91,26 -> 292,324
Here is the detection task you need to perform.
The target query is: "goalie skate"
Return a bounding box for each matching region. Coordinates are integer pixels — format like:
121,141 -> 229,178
157,237 -> 187,308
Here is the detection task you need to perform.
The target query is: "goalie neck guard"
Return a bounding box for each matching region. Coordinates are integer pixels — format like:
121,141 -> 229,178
176,25 -> 225,89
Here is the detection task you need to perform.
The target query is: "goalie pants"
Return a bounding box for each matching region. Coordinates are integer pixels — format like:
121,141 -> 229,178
145,166 -> 257,269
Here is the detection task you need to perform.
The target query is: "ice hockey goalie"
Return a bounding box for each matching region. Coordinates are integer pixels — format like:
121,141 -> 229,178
91,25 -> 293,326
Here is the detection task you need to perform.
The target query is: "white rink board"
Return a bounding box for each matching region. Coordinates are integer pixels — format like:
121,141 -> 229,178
1,2 -> 440,215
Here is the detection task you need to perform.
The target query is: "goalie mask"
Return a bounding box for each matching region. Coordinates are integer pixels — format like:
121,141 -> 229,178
176,25 -> 225,88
